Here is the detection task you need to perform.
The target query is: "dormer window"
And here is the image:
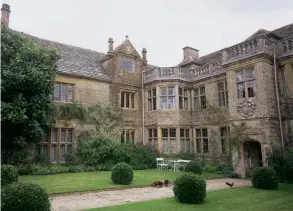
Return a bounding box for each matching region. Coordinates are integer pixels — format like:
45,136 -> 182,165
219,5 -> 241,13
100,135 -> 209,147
119,56 -> 136,72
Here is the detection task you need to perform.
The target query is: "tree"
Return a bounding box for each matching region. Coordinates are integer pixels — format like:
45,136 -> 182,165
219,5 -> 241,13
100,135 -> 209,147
76,102 -> 122,141
1,26 -> 59,162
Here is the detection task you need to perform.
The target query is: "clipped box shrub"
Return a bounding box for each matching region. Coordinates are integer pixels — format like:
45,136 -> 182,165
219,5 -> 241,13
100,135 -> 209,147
1,182 -> 50,211
251,167 -> 278,190
203,164 -> 217,173
284,148 -> 293,182
173,173 -> 206,204
111,162 -> 133,185
1,165 -> 18,187
69,165 -> 84,173
185,161 -> 202,174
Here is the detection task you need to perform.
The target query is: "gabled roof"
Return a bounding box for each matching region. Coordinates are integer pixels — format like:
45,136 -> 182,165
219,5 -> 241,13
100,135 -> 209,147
113,39 -> 142,59
245,23 -> 293,41
245,29 -> 270,41
23,33 -> 111,82
179,56 -> 201,67
200,50 -> 222,64
270,23 -> 293,39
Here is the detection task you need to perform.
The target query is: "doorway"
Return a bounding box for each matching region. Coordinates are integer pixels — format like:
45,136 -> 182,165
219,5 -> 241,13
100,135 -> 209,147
243,140 -> 262,178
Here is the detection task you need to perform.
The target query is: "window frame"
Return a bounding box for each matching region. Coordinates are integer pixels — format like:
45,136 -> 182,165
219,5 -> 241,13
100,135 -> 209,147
161,128 -> 177,153
194,86 -> 206,109
120,129 -> 135,144
195,128 -> 209,153
220,126 -> 230,154
160,86 -> 176,110
119,56 -> 136,72
37,127 -> 75,163
120,91 -> 136,109
53,82 -> 74,103
236,69 -> 255,99
180,128 -> 191,153
179,88 -> 189,110
148,128 -> 158,150
147,88 -> 157,111
218,81 -> 228,106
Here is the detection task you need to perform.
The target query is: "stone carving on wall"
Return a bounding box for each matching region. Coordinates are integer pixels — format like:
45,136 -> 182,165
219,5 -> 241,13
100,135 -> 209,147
237,98 -> 257,118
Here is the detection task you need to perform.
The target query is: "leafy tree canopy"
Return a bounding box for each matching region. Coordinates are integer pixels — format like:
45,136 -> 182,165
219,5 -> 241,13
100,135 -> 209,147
1,26 -> 59,156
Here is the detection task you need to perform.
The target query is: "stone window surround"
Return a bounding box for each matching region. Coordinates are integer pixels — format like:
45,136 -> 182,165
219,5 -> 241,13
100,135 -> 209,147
120,129 -> 135,144
161,128 -> 177,153
194,86 -> 207,109
120,90 -> 136,109
145,85 -> 195,112
195,127 -> 209,153
37,127 -> 75,163
236,68 -> 256,99
118,55 -> 136,72
160,86 -> 176,110
220,126 -> 230,154
218,81 -> 228,106
53,82 -> 75,103
147,88 -> 157,111
148,128 -> 158,149
180,128 -> 191,153
179,87 -> 189,110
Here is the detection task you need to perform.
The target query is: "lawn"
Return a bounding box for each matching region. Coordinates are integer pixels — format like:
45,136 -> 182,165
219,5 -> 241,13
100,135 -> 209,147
86,184 -> 293,211
19,169 -> 222,194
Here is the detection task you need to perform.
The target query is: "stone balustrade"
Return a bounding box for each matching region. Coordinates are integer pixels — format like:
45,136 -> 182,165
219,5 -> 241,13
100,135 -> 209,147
143,36 -> 292,84
143,60 -> 225,84
222,35 -> 275,64
279,36 -> 293,57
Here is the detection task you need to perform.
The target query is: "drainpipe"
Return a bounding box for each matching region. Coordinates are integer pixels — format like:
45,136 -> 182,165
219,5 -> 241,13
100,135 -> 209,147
142,70 -> 145,144
282,66 -> 292,150
273,46 -> 285,151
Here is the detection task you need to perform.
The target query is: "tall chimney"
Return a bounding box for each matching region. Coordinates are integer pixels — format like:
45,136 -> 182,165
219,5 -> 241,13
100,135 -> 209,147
142,48 -> 147,66
1,3 -> 10,27
108,38 -> 114,54
183,46 -> 199,59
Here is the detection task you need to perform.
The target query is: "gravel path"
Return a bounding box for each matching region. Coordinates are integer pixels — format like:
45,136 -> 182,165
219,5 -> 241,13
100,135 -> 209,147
51,178 -> 251,211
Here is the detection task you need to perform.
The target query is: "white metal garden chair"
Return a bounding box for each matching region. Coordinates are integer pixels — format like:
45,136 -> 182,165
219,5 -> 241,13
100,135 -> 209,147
156,158 -> 168,170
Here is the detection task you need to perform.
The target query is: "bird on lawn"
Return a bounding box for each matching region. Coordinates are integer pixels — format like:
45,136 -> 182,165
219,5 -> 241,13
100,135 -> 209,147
151,181 -> 164,188
164,179 -> 171,187
226,181 -> 234,187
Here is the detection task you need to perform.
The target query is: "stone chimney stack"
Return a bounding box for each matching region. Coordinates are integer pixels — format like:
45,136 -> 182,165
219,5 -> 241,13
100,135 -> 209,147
1,3 -> 11,27
108,38 -> 114,54
142,48 -> 147,66
183,46 -> 199,59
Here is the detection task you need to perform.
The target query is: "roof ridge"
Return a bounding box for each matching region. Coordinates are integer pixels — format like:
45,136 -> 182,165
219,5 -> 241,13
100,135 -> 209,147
22,32 -> 106,55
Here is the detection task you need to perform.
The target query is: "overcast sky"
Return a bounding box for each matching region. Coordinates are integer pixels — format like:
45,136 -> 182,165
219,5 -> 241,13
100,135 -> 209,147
4,0 -> 293,66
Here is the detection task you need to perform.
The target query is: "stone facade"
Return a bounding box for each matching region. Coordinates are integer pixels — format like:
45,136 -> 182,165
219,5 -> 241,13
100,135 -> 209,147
2,3 -> 293,177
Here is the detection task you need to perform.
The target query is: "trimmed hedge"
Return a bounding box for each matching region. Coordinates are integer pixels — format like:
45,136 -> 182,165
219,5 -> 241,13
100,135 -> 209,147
1,165 -> 18,187
111,162 -> 133,185
173,173 -> 206,204
185,161 -> 202,174
1,182 -> 50,211
251,167 -> 278,190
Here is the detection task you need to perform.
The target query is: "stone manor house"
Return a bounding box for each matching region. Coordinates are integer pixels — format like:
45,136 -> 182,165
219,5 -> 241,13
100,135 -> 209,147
2,4 -> 293,177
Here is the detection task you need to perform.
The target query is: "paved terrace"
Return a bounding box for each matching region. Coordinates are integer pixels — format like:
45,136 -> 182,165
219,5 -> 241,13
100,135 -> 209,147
51,178 -> 251,211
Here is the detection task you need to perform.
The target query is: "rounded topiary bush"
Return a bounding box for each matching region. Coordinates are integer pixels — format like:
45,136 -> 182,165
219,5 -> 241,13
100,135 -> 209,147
1,165 -> 18,187
251,167 -> 278,190
184,161 -> 202,174
111,162 -> 133,185
173,173 -> 206,204
1,182 -> 51,211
